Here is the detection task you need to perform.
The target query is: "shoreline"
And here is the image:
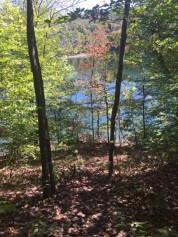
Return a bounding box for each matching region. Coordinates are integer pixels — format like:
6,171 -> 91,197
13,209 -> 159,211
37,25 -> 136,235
67,53 -> 88,59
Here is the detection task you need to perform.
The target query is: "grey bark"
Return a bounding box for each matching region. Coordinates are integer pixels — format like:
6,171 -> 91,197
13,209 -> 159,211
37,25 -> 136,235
109,0 -> 131,177
27,0 -> 55,198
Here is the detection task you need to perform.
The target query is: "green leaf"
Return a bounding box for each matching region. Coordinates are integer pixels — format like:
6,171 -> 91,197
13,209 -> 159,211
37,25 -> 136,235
0,201 -> 17,214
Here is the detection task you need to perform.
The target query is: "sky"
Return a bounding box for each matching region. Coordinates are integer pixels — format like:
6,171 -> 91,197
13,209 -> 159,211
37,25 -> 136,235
79,0 -> 111,9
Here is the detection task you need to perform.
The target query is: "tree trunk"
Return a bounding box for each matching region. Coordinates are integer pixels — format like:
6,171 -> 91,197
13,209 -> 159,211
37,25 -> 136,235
142,84 -> 146,139
27,0 -> 55,198
109,0 -> 131,177
90,59 -> 95,143
97,110 -> 100,140
118,112 -> 122,146
105,95 -> 110,144
103,71 -> 109,144
90,93 -> 95,143
131,108 -> 138,146
44,118 -> 55,194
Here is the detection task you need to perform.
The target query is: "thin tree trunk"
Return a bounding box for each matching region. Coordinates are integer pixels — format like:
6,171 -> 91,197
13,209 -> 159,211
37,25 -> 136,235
54,110 -> 60,143
42,20 -> 51,58
90,93 -> 95,143
118,115 -> 122,147
142,84 -> 146,139
109,0 -> 131,177
44,118 -> 55,194
105,95 -> 110,144
103,70 -> 110,144
27,0 -> 55,198
90,59 -> 95,143
97,109 -> 100,140
131,108 -> 138,146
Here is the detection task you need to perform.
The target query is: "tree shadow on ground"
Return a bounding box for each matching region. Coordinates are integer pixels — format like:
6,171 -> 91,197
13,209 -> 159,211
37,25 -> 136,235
0,145 -> 178,236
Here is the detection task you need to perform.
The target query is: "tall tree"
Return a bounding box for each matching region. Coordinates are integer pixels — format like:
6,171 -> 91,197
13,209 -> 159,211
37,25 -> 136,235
27,0 -> 55,198
78,27 -> 111,142
109,0 -> 131,177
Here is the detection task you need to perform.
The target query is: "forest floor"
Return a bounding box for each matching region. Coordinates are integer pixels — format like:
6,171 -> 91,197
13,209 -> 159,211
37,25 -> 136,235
0,143 -> 177,237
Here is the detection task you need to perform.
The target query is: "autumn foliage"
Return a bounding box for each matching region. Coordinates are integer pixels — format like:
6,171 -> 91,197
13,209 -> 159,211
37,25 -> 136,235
85,27 -> 111,59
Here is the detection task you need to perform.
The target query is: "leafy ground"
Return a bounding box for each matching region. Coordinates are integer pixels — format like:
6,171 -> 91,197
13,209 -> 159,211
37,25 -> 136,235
0,143 -> 178,237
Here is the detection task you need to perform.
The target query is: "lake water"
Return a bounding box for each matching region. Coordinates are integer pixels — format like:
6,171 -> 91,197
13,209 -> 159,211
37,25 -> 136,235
68,57 -> 142,142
